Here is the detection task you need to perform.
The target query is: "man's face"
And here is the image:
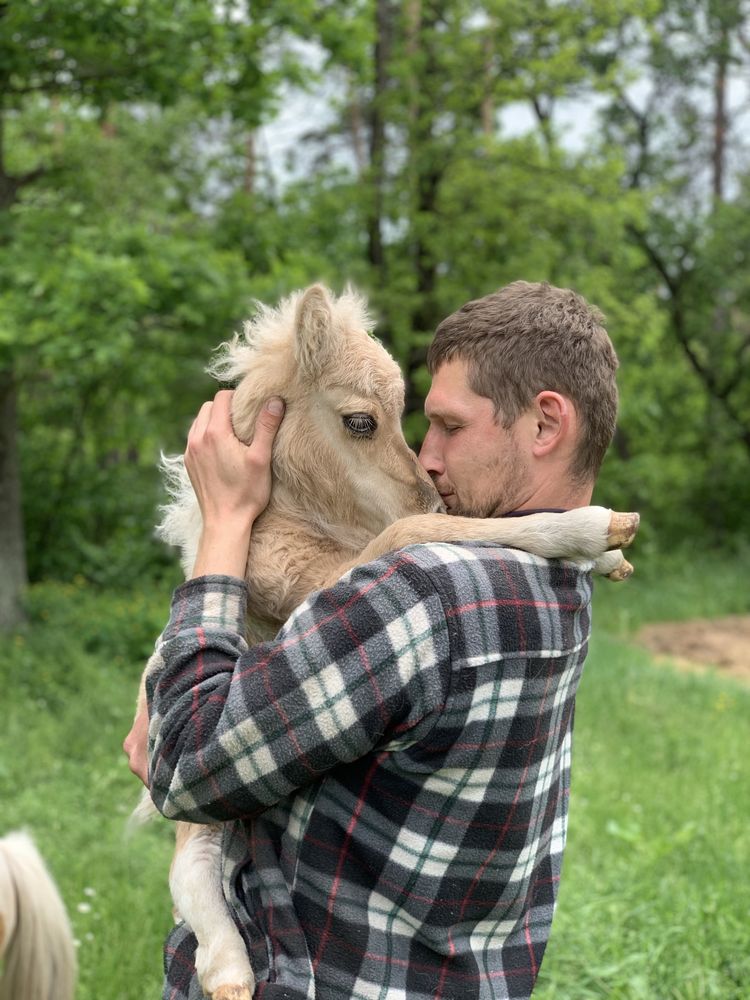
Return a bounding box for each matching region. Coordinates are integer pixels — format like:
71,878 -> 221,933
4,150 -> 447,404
419,358 -> 532,517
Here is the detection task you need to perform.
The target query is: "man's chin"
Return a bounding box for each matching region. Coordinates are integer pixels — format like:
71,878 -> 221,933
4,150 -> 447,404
440,492 -> 495,518
438,492 -> 455,513
450,498 -> 503,519
446,498 -> 472,517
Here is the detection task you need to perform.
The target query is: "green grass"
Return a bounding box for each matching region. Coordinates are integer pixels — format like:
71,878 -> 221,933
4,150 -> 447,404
591,546 -> 750,635
535,549 -> 750,999
1,579 -> 177,1000
2,550 -> 748,999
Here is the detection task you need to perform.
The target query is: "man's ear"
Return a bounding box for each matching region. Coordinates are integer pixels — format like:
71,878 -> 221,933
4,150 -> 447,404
531,391 -> 572,458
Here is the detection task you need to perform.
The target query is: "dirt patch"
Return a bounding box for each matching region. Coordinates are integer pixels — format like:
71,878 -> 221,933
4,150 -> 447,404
636,615 -> 750,684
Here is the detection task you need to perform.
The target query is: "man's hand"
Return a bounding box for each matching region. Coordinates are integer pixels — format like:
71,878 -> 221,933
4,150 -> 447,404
123,700 -> 150,787
186,391 -> 285,578
185,390 -> 285,530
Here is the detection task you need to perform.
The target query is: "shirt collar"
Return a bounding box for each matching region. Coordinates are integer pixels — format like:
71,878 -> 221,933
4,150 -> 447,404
501,508 -> 568,517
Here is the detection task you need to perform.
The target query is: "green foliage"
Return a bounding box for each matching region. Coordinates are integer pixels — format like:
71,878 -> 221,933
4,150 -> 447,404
589,0 -> 750,544
0,0 -> 301,119
10,198 -> 253,581
22,577 -> 175,674
1,100 -> 259,582
1,0 -> 749,589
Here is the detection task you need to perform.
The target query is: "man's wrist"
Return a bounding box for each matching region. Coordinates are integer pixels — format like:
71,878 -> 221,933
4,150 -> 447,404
190,518 -> 253,579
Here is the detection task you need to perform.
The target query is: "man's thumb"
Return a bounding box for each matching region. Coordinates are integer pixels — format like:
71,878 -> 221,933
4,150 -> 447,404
256,397 -> 285,438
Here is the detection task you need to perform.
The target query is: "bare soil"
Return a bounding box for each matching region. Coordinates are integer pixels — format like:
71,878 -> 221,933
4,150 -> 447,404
636,614 -> 750,684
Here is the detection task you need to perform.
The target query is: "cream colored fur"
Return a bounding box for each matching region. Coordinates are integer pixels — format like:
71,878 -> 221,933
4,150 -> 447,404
135,284 -> 638,1000
0,831 -> 76,1000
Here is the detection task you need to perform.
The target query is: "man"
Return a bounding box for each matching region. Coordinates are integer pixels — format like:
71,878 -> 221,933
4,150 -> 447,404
125,280 -> 619,999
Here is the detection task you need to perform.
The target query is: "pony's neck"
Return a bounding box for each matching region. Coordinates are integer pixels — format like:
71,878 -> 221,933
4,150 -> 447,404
246,504 -> 372,626
268,485 -> 378,553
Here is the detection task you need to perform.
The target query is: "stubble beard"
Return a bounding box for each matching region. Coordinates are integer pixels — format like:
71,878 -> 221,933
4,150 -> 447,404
449,450 -> 530,519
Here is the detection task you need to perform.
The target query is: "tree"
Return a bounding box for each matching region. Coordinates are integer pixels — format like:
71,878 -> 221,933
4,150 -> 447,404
6,124 -> 257,584
595,0 -> 750,539
237,0 -> 749,545
0,0 -> 308,624
267,1 -> 652,430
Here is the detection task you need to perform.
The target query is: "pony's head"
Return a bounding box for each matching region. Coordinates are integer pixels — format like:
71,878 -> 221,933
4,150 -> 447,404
211,284 -> 440,535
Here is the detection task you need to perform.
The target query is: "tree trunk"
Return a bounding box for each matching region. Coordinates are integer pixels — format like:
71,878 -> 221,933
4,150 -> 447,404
348,81 -> 367,175
404,1 -> 445,419
0,370 -> 27,630
712,22 -> 728,201
367,0 -> 392,276
481,30 -> 495,136
243,131 -> 256,195
0,91 -> 28,629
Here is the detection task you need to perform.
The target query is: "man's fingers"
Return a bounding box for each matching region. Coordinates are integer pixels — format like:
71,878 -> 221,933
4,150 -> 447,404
188,392 -> 234,450
209,390 -> 234,428
186,393 -> 284,467
201,391 -> 234,439
252,397 -> 285,459
188,400 -> 214,443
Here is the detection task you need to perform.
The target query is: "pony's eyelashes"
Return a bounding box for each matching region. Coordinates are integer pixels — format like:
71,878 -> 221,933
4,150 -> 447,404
342,413 -> 378,439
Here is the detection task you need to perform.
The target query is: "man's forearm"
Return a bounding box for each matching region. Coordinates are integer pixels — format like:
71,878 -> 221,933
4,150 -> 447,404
190,520 -> 253,579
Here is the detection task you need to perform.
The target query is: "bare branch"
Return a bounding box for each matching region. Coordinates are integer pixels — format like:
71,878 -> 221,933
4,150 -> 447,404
628,223 -> 750,449
615,85 -> 652,189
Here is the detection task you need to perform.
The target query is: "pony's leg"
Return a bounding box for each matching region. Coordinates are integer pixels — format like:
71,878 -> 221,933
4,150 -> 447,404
131,657 -> 253,997
170,822 -> 255,1000
327,507 -> 639,585
591,549 -> 634,580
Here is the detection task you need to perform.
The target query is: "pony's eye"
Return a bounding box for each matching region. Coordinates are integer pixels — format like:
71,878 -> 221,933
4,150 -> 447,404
342,413 -> 377,439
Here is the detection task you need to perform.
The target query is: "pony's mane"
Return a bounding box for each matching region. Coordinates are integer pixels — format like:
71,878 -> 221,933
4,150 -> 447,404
207,285 -> 375,385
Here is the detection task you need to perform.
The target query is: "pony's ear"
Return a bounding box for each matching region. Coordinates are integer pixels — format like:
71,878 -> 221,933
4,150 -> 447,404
294,284 -> 336,377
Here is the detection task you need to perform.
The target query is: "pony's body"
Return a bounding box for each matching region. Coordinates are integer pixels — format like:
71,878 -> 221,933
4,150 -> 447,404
136,285 -> 637,999
0,831 -> 76,1000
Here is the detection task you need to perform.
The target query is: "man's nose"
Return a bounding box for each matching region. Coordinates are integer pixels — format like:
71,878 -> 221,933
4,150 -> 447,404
418,427 -> 444,478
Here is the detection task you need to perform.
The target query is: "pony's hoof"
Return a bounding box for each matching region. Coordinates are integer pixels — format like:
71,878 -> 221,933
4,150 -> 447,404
212,986 -> 254,1000
607,557 -> 634,581
607,511 -> 639,550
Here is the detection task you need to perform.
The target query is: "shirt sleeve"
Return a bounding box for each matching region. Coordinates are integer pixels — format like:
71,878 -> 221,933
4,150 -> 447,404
146,551 -> 450,823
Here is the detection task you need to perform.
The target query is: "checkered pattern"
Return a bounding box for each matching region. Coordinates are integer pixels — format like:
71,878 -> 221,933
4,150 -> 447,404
147,541 -> 593,1000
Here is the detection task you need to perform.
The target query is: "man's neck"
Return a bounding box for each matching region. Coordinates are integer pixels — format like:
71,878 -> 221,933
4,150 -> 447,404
510,479 -> 594,514
502,507 -> 567,517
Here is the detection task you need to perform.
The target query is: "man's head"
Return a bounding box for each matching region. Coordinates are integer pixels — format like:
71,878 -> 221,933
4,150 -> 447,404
419,281 -> 619,517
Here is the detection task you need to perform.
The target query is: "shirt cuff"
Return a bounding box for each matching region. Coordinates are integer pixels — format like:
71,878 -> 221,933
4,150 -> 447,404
163,575 -> 249,641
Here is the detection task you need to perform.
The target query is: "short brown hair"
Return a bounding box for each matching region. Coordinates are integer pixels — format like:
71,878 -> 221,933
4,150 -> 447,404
427,281 -> 619,482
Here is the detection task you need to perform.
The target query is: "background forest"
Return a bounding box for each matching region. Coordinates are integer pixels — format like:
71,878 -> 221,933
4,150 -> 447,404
2,0 -> 749,622
1,2 -> 749,999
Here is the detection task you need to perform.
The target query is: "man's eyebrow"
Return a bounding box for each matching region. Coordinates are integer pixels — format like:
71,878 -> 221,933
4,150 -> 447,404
424,403 -> 465,424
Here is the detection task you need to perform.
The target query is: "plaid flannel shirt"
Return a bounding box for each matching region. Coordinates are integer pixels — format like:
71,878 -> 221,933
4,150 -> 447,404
147,541 -> 593,1000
